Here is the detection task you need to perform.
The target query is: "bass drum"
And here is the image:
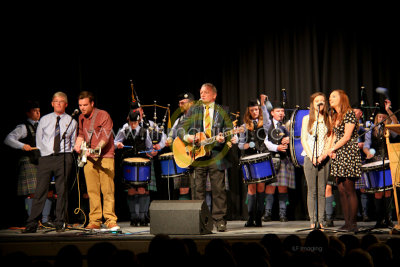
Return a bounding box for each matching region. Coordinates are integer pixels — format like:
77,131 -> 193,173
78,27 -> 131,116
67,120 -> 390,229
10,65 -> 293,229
289,108 -> 309,168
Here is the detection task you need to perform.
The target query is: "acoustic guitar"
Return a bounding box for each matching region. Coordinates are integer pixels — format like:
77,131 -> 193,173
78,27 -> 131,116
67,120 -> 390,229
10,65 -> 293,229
172,127 -> 244,168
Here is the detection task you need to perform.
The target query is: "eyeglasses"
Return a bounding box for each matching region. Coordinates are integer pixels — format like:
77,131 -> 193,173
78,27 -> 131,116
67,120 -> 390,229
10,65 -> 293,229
52,100 -> 66,104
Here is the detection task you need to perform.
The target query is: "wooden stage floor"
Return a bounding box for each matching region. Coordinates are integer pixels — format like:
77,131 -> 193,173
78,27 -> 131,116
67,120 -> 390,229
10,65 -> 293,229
1,220 -> 399,260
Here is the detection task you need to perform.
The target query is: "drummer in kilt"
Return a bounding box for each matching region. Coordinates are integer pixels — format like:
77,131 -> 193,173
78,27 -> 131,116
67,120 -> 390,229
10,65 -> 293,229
165,92 -> 195,200
115,108 -> 155,226
263,103 -> 296,222
362,100 -> 398,228
238,95 -> 271,227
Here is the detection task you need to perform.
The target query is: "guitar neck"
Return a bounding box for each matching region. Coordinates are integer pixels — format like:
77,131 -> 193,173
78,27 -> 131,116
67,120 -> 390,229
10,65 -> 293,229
200,129 -> 236,146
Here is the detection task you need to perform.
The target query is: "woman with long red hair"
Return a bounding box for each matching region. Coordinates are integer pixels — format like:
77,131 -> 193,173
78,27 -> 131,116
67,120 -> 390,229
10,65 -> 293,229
328,89 -> 362,232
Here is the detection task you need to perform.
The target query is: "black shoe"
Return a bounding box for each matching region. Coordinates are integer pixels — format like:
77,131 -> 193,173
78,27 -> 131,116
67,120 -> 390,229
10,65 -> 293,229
41,221 -> 55,228
325,219 -> 334,227
216,221 -> 227,232
363,215 -> 370,222
56,223 -> 66,232
374,220 -> 387,228
263,215 -> 272,222
255,216 -> 262,227
279,216 -> 288,222
244,219 -> 255,227
385,218 -> 394,227
21,225 -> 37,233
130,219 -> 139,227
139,219 -> 148,227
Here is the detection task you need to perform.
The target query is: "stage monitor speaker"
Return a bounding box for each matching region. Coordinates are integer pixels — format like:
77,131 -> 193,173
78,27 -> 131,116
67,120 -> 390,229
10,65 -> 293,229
149,200 -> 213,235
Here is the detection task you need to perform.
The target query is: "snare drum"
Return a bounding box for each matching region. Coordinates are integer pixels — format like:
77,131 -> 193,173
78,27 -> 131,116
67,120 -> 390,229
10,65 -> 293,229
361,160 -> 392,193
159,152 -> 188,178
239,153 -> 277,184
289,108 -> 309,167
123,157 -> 151,185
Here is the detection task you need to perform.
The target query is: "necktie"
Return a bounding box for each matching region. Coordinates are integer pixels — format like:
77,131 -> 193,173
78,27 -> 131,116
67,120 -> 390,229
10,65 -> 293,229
205,105 -> 211,138
54,116 -> 61,154
33,122 -> 39,130
253,120 -> 258,130
276,121 -> 282,128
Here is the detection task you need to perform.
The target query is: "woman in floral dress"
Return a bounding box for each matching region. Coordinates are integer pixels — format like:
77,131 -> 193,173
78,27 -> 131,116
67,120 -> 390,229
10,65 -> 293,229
328,89 -> 362,232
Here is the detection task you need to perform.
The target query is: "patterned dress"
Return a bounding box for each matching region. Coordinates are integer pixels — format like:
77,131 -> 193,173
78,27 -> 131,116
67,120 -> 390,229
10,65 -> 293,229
330,110 -> 362,178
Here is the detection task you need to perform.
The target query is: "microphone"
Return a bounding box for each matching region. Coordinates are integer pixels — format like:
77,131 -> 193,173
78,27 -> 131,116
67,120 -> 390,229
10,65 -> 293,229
72,109 -> 80,116
316,102 -> 324,111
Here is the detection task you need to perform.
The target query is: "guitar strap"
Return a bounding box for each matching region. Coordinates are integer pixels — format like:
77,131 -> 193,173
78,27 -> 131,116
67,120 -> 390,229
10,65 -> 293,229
86,108 -> 99,148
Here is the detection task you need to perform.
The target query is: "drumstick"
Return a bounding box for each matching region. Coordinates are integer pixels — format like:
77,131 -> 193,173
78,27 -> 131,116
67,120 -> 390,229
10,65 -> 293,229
123,145 -> 133,148
31,147 -> 39,150
138,149 -> 162,154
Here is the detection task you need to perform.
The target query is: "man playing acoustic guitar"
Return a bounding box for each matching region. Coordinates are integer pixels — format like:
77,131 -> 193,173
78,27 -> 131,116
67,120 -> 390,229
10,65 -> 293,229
175,83 -> 238,232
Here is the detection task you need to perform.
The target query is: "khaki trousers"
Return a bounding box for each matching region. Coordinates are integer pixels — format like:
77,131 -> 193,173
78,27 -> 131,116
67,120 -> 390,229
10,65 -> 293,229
84,157 -> 117,226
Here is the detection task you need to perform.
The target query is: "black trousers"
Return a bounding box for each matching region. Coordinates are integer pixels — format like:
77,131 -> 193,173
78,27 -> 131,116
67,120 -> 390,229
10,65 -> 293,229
192,163 -> 226,223
26,154 -> 73,227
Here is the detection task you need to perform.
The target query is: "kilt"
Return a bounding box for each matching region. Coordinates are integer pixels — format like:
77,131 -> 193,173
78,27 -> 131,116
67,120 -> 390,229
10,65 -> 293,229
173,173 -> 191,189
268,157 -> 295,189
147,160 -> 157,191
17,156 -> 38,196
355,174 -> 367,190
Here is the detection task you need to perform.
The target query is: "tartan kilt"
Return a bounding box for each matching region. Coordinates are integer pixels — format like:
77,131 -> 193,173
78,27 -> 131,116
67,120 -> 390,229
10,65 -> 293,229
173,172 -> 191,189
355,173 -> 368,190
17,156 -> 38,196
268,157 -> 296,189
147,160 -> 157,192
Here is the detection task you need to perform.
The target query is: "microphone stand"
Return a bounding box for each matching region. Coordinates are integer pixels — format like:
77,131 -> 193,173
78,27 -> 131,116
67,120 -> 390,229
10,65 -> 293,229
355,108 -> 400,234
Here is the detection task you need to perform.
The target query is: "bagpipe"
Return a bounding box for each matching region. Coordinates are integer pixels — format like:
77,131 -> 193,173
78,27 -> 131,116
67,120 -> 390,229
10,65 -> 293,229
129,80 -> 171,145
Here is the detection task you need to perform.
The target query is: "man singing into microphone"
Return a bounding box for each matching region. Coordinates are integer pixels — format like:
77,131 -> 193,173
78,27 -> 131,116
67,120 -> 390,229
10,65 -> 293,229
22,92 -> 77,233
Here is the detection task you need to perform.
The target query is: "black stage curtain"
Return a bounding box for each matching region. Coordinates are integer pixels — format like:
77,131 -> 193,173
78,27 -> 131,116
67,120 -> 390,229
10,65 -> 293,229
2,17 -> 399,225
219,19 -> 400,220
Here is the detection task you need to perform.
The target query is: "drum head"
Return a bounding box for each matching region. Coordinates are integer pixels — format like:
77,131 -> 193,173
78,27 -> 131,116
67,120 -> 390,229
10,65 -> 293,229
159,152 -> 174,159
362,160 -> 390,171
240,153 -> 270,163
289,109 -> 309,168
123,157 -> 150,165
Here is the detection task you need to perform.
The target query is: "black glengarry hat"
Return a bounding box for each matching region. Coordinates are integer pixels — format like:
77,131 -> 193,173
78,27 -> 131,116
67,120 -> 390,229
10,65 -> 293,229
128,109 -> 141,122
177,92 -> 195,101
247,99 -> 260,107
